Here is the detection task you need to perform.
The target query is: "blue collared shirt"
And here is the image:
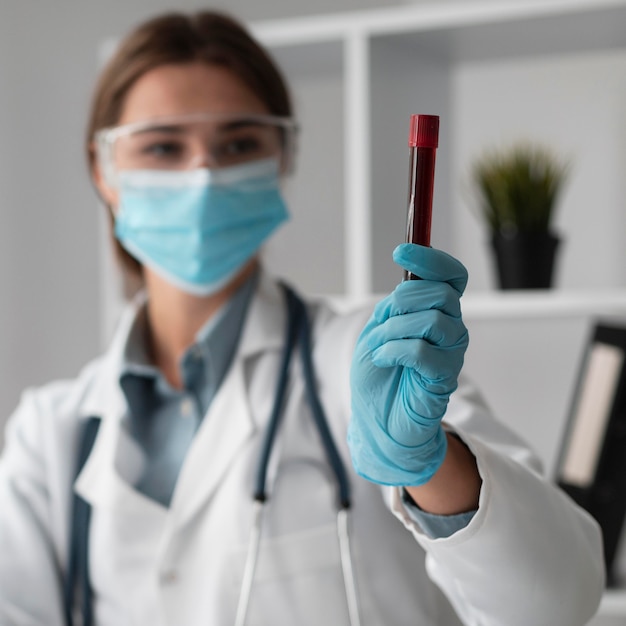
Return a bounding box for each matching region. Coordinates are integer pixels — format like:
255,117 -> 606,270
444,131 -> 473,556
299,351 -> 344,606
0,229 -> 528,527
118,273 -> 474,536
119,272 -> 258,506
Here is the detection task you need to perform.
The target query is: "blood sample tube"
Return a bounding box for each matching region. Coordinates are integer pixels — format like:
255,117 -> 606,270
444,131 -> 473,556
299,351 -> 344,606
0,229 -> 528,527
404,114 -> 439,281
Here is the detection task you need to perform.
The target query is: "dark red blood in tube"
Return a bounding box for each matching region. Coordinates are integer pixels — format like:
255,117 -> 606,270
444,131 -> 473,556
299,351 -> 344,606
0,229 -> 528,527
405,114 -> 439,281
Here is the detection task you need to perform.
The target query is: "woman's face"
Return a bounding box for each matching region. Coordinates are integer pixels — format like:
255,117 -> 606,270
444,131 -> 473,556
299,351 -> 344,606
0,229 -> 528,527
95,61 -> 272,206
94,61 -> 284,300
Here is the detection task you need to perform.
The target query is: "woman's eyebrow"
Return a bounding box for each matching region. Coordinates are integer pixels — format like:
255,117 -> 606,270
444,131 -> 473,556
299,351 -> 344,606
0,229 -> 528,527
220,120 -> 265,131
134,124 -> 186,135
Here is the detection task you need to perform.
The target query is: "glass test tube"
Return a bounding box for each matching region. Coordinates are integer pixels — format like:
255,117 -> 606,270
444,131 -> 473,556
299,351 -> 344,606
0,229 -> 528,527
404,114 -> 439,281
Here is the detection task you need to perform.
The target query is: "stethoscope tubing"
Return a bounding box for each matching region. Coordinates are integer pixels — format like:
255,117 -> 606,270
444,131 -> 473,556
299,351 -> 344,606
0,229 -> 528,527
234,284 -> 361,626
235,505 -> 362,626
234,500 -> 265,626
252,285 -> 302,502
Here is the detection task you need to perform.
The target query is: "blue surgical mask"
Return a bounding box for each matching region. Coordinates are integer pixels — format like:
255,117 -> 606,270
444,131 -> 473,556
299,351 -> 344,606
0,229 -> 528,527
114,158 -> 289,295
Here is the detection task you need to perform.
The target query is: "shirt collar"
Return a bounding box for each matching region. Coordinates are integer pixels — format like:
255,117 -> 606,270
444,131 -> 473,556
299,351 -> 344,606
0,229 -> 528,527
75,267 -> 287,423
119,270 -> 259,416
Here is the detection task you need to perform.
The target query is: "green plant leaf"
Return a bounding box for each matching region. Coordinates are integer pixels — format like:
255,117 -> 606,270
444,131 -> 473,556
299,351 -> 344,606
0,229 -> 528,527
470,143 -> 569,235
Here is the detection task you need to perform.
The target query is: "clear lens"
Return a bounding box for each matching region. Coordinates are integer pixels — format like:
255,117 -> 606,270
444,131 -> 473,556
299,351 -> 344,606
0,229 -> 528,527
96,113 -> 296,183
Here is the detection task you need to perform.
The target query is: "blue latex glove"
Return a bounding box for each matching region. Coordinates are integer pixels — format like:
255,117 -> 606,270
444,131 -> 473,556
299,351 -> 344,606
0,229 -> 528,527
347,243 -> 469,486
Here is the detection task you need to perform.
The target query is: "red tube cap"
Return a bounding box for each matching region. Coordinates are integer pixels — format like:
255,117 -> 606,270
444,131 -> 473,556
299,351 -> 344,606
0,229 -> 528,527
409,114 -> 439,148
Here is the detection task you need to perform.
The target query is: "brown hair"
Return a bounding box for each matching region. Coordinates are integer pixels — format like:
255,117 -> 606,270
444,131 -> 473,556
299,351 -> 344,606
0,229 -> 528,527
87,11 -> 293,291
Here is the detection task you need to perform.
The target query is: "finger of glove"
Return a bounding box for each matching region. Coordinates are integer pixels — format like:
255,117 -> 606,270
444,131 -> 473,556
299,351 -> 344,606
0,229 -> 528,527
373,279 -> 462,323
371,336 -> 467,392
368,309 -> 467,351
393,243 -> 468,295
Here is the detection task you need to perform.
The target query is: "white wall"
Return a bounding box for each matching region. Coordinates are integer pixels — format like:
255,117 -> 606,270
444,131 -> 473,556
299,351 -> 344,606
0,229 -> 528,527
263,42 -> 347,295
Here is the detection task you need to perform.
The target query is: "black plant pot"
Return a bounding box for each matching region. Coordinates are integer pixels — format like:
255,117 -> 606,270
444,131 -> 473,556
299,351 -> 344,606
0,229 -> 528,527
491,231 -> 561,290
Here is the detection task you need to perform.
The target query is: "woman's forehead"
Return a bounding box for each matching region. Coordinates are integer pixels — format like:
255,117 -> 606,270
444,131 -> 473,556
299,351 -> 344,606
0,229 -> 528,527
118,62 -> 270,126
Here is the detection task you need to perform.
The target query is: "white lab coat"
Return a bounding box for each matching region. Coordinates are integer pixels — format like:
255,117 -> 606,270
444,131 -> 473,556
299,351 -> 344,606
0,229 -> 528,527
0,272 -> 605,626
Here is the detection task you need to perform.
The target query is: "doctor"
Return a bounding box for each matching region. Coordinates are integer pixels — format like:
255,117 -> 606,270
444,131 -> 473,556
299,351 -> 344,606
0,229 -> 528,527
0,9 -> 604,626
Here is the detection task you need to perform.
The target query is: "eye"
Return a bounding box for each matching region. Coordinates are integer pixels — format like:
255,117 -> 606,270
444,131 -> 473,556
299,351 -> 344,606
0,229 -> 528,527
217,136 -> 263,161
141,141 -> 185,160
118,130 -> 191,169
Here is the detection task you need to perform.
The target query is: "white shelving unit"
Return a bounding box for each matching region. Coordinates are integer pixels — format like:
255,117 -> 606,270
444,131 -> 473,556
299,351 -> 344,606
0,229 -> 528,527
252,0 -> 626,298
251,2 -> 626,622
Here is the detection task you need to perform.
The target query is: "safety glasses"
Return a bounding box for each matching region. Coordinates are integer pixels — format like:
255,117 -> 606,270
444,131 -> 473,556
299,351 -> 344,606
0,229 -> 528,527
95,112 -> 298,185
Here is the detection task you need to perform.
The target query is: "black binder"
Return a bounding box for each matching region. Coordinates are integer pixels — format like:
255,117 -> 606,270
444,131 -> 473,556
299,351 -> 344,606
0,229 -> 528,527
555,322 -> 626,586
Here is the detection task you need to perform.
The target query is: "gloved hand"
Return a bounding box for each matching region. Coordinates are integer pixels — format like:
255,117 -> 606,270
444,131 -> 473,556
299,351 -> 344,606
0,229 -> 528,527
347,243 -> 469,486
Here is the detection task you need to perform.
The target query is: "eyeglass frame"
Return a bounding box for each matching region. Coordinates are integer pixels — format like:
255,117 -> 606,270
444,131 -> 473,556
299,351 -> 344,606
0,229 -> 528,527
94,112 -> 299,186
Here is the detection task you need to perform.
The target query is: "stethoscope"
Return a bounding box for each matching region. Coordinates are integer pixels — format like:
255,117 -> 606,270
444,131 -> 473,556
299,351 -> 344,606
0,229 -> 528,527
64,284 -> 361,626
234,283 -> 361,626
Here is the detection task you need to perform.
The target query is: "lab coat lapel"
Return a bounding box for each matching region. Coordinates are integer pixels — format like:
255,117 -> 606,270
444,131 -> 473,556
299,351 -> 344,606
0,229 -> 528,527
74,409 -> 167,519
73,275 -> 287,528
169,271 -> 287,528
73,291 -> 167,519
169,359 -> 252,528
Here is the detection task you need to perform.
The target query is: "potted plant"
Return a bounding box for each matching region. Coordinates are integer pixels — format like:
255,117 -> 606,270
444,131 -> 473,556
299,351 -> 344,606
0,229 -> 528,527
471,143 -> 569,289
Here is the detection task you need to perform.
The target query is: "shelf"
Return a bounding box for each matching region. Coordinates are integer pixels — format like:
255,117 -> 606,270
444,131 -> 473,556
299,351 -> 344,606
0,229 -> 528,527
324,289 -> 626,322
460,289 -> 626,321
599,588 -> 626,616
